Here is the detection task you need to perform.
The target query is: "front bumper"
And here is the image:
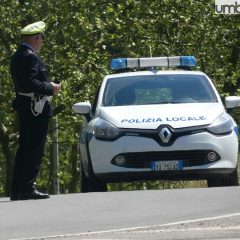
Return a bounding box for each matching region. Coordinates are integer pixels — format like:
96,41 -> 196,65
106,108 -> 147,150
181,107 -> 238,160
88,131 -> 238,181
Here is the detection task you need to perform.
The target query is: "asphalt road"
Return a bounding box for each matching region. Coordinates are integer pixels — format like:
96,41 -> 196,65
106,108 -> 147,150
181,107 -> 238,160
1,187 -> 240,240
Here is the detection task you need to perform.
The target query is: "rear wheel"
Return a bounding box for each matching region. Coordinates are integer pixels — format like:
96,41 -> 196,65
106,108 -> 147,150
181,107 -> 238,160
79,158 -> 89,193
207,168 -> 239,187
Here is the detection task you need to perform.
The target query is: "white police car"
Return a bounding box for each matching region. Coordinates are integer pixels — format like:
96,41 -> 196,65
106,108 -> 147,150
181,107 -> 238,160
73,56 -> 240,192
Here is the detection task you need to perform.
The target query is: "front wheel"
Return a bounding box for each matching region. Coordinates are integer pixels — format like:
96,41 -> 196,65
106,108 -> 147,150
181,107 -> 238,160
221,168 -> 239,186
207,168 -> 239,187
80,158 -> 107,193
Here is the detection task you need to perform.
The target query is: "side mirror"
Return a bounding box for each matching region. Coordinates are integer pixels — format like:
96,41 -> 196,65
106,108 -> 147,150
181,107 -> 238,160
72,102 -> 92,121
225,96 -> 240,109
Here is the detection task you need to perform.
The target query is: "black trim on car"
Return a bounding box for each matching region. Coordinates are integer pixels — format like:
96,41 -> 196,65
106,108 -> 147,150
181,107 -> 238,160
111,150 -> 221,168
95,124 -> 209,146
95,168 -> 235,183
121,124 -> 208,146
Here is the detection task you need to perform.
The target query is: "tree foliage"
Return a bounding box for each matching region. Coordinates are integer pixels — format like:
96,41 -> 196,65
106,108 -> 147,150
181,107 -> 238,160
0,0 -> 239,195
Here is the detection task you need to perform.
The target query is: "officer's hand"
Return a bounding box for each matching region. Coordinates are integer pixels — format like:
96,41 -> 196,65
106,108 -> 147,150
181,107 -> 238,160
51,82 -> 61,95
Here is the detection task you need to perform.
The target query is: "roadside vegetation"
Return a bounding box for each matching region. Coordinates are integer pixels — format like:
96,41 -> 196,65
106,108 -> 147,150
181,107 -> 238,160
0,0 -> 239,196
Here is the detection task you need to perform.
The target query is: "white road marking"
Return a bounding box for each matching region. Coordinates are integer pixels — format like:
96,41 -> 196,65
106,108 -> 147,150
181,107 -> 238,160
130,225 -> 240,234
9,212 -> 240,240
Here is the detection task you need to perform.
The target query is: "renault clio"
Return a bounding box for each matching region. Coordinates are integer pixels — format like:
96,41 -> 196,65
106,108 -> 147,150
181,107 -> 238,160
73,56 -> 240,192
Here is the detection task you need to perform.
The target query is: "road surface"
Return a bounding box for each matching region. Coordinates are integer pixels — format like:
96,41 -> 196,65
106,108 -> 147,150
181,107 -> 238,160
0,187 -> 240,240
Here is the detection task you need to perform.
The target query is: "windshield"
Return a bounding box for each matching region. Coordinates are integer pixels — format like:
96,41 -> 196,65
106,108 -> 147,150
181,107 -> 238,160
102,74 -> 218,106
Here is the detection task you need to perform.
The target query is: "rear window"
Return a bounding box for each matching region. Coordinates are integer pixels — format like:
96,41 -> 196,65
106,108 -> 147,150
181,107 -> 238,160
102,74 -> 218,106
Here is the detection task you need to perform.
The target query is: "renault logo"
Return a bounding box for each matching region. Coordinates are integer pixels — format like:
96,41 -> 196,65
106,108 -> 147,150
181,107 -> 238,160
159,127 -> 172,143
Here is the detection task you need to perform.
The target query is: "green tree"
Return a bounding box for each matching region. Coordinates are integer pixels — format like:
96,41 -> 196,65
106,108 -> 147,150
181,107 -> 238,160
0,0 -> 239,195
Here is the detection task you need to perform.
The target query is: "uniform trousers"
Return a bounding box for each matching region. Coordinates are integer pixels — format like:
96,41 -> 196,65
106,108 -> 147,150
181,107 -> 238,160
11,112 -> 49,196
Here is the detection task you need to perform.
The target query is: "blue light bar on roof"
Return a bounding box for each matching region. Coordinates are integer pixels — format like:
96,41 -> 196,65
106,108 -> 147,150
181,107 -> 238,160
180,56 -> 196,66
111,58 -> 127,70
111,56 -> 196,70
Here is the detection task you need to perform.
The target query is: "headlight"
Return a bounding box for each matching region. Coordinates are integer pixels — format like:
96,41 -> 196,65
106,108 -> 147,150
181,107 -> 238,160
93,119 -> 120,139
207,114 -> 234,135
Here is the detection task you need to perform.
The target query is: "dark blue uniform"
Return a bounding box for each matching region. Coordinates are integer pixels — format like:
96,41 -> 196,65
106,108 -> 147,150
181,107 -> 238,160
10,44 -> 54,199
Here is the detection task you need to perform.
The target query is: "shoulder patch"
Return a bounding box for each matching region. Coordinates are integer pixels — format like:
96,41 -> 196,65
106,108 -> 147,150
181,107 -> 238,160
24,49 -> 37,58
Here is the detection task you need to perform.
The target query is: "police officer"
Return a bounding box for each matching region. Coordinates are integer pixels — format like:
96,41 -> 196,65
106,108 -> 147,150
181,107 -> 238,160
10,21 -> 61,200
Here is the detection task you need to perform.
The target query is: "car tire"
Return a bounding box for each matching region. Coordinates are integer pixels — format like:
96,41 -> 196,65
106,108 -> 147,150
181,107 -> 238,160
80,157 -> 107,193
207,168 -> 239,187
207,176 -> 221,187
80,158 -> 89,193
221,168 -> 239,186
88,160 -> 107,192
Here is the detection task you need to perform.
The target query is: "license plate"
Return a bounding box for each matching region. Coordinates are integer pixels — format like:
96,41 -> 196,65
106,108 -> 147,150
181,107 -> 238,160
151,160 -> 183,171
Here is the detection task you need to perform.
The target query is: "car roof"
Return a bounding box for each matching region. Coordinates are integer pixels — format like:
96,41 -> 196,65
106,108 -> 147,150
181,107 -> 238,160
105,70 -> 207,79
